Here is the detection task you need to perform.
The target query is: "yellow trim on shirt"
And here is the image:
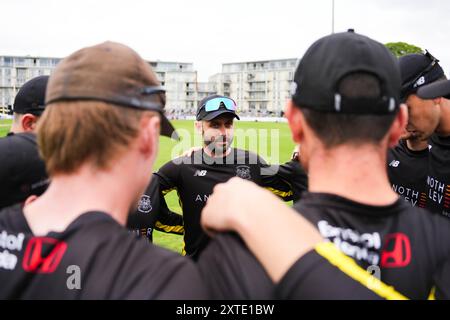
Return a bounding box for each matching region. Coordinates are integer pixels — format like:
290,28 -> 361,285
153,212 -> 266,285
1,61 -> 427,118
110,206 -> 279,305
315,242 -> 409,300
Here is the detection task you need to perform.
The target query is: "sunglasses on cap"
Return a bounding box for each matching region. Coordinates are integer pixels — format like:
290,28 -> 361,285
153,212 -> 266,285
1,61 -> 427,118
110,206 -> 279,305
133,85 -> 167,111
202,97 -> 237,112
401,51 -> 439,97
141,86 -> 166,96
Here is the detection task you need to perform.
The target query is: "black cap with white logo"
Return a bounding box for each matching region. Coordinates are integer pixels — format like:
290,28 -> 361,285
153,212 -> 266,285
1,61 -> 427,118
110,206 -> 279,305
291,31 -> 401,114
399,51 -> 445,101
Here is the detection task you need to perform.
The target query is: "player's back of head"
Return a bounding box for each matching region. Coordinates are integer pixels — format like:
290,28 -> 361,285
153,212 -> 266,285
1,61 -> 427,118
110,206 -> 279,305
37,41 -> 175,176
290,31 -> 402,149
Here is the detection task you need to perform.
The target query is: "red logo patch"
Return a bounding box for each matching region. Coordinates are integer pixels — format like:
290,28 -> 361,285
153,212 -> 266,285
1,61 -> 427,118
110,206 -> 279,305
22,237 -> 67,273
381,233 -> 411,268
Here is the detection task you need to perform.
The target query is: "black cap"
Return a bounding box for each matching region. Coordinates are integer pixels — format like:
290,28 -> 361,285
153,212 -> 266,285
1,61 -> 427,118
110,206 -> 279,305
417,80 -> 450,100
13,75 -> 49,116
291,31 -> 400,114
399,51 -> 445,100
0,132 -> 49,209
196,95 -> 240,121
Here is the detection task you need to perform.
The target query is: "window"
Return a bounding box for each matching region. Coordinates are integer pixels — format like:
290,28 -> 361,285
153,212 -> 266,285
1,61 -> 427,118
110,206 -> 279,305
40,59 -> 49,67
16,58 -> 25,66
3,57 -> 12,66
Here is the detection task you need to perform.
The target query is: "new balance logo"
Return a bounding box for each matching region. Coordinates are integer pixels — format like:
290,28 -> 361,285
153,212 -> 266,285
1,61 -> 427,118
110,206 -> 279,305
389,160 -> 400,168
414,76 -> 425,88
194,170 -> 207,177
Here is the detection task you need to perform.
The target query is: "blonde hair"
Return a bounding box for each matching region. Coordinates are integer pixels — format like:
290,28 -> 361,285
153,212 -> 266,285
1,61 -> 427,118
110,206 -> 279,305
37,101 -> 156,175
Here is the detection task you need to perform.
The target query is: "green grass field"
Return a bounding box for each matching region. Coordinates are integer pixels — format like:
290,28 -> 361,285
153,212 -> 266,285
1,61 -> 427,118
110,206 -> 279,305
0,119 -> 11,137
0,118 -> 295,253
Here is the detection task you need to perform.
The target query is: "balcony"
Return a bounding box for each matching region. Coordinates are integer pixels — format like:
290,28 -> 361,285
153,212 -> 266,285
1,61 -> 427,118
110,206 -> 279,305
247,86 -> 265,92
246,97 -> 269,102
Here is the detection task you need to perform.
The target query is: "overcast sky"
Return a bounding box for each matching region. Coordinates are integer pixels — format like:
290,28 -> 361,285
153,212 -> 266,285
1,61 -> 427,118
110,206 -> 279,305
1,0 -> 449,81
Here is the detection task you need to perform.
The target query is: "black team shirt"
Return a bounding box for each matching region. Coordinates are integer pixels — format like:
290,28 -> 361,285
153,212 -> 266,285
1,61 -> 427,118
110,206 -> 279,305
1,203 -> 394,300
0,204 -> 275,299
387,139 -> 429,210
294,192 -> 450,300
0,205 -> 206,299
155,148 -> 307,259
388,136 -> 450,218
427,134 -> 450,218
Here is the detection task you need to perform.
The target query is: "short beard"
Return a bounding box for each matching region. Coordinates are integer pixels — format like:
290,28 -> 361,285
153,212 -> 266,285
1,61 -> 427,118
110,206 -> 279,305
203,134 -> 232,157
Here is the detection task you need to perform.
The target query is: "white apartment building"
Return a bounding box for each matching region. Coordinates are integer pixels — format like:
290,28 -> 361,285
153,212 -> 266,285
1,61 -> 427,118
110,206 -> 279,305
0,56 -> 61,113
0,56 -> 203,116
150,61 -> 198,114
1,56 -> 297,117
210,58 -> 298,116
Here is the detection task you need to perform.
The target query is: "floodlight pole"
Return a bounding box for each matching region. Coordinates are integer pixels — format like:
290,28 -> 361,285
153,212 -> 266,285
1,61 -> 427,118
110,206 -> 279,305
332,0 -> 335,34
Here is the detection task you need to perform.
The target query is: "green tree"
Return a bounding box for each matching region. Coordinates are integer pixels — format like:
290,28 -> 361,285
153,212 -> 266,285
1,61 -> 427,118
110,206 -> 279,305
385,42 -> 423,57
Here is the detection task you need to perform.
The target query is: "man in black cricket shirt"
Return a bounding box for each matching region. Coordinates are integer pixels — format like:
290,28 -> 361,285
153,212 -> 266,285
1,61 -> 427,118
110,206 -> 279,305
0,76 -> 50,209
387,51 -> 448,216
155,95 -> 308,259
285,31 -> 450,299
417,79 -> 450,218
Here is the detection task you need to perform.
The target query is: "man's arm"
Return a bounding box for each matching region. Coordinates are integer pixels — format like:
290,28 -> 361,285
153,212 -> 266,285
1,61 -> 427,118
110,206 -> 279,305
153,161 -> 184,234
126,173 -> 183,242
201,177 -> 323,282
154,197 -> 184,235
259,155 -> 308,202
155,160 -> 180,194
275,159 -> 308,202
